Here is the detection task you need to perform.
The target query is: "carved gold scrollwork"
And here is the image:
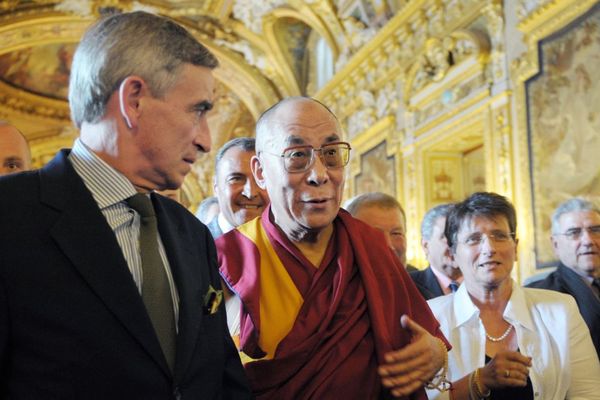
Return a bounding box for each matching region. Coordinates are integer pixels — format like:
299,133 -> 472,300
405,29 -> 490,100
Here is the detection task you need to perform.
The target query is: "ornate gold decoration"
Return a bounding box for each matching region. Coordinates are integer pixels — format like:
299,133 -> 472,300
511,0 -> 598,281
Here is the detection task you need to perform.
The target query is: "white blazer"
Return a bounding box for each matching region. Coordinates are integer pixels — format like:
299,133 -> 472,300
426,282 -> 600,400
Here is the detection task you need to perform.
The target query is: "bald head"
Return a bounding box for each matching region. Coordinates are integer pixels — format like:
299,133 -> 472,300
0,123 -> 31,176
255,97 -> 340,153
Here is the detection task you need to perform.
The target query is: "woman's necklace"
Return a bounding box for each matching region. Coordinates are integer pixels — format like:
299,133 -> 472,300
485,324 -> 513,342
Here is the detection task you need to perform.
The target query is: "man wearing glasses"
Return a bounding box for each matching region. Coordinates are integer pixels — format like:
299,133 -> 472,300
527,197 -> 600,359
216,97 -> 449,399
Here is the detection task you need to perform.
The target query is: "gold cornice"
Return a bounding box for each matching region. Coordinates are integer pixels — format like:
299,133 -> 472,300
413,102 -> 486,153
518,0 -> 597,36
0,79 -> 70,121
315,0 -> 424,100
315,0 -> 489,104
413,89 -> 489,137
515,0 -> 597,82
0,13 -> 92,54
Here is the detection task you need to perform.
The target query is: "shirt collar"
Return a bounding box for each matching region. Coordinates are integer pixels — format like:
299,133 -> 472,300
453,283 -> 480,327
218,212 -> 236,234
431,265 -> 464,294
69,139 -> 138,209
503,284 -> 536,332
452,280 -> 536,332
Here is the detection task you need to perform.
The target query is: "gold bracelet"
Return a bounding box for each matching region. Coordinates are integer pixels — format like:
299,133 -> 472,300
473,368 -> 491,398
468,371 -> 476,400
424,338 -> 451,392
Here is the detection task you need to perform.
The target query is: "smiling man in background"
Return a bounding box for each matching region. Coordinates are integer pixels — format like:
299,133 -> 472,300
527,197 -> 600,360
209,137 -> 268,238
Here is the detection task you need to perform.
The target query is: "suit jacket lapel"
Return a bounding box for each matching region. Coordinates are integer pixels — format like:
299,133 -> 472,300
153,195 -> 205,381
425,267 -> 445,297
41,150 -> 171,376
558,265 -> 600,322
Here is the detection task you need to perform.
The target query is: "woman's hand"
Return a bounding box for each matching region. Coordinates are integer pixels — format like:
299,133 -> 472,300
480,350 -> 532,390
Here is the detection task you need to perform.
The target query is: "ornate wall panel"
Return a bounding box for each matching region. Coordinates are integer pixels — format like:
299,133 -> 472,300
512,0 -> 599,279
0,1 -> 597,280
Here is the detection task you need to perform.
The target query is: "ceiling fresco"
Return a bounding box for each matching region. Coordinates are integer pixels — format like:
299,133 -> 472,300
0,0 -> 399,207
0,43 -> 75,100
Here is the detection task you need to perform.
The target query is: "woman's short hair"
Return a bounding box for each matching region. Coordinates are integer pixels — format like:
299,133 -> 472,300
445,192 -> 516,251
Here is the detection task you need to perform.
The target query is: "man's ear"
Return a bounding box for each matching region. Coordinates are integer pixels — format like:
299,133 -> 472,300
551,235 -> 560,258
251,155 -> 267,190
213,175 -> 219,193
118,76 -> 145,130
421,239 -> 429,256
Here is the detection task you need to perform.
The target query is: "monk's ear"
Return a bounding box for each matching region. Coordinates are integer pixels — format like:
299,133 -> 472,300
118,76 -> 145,130
251,155 -> 267,190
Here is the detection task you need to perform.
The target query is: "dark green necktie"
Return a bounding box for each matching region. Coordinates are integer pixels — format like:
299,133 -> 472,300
127,193 -> 176,371
592,278 -> 600,300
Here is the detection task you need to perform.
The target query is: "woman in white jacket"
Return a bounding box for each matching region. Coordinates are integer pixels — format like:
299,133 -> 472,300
426,192 -> 600,400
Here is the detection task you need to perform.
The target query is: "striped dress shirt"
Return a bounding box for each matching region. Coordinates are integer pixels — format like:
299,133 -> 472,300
69,139 -> 180,328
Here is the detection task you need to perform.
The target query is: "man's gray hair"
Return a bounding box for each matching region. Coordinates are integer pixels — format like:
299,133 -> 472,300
345,192 -> 406,222
551,197 -> 600,234
69,11 -> 218,128
214,137 -> 256,173
254,96 -> 339,153
420,203 -> 454,241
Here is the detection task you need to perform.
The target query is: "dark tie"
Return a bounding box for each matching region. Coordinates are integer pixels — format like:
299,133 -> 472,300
127,193 -> 176,370
449,281 -> 459,293
592,278 -> 600,300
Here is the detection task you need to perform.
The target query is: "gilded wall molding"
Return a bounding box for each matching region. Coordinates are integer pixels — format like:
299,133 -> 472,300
511,0 -> 599,280
0,80 -> 70,121
315,0 -> 492,143
0,12 -> 92,54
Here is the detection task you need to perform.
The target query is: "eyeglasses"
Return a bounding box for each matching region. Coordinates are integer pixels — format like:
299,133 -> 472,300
261,141 -> 352,173
555,226 -> 600,240
460,231 -> 515,247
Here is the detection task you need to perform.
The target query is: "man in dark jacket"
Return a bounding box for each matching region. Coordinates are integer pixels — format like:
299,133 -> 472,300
0,11 -> 251,399
527,197 -> 600,360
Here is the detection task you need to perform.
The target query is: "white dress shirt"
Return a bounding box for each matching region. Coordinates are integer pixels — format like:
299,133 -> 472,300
426,282 -> 600,399
69,139 -> 180,326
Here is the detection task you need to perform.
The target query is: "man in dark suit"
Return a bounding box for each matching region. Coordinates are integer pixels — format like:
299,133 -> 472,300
410,204 -> 462,300
527,197 -> 600,360
208,137 -> 268,239
0,11 -> 251,399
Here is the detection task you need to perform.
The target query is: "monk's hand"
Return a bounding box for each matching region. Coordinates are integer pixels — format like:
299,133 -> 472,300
378,315 -> 445,398
479,350 -> 531,391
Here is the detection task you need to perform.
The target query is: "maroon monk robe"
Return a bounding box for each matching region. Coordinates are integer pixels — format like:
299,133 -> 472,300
218,206 -> 449,400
